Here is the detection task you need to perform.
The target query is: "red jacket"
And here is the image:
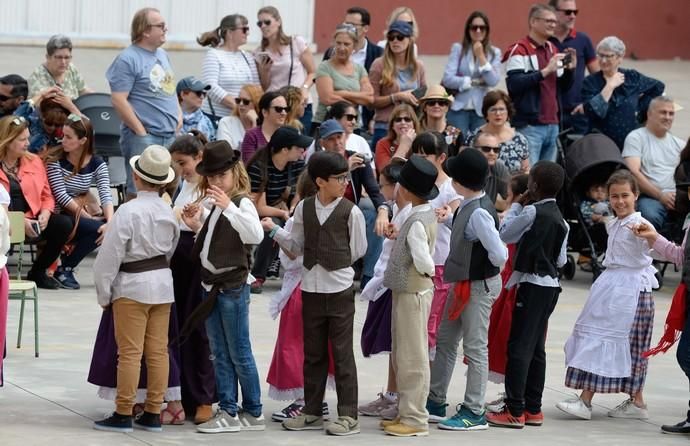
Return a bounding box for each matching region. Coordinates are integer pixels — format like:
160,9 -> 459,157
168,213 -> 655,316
0,154 -> 55,218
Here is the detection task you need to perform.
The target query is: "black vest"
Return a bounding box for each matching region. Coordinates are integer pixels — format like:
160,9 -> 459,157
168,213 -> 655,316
302,197 -> 354,271
513,200 -> 567,278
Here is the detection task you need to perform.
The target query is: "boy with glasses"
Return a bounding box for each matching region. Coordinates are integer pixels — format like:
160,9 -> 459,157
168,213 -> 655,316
176,76 -> 215,140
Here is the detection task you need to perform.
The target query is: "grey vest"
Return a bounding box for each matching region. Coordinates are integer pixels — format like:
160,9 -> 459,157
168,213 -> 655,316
302,196 -> 354,271
383,207 -> 437,292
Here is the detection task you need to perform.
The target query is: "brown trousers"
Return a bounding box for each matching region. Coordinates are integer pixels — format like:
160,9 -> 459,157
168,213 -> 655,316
302,286 -> 358,418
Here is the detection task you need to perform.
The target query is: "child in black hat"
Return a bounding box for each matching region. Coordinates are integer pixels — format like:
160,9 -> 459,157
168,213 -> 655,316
381,155 -> 439,437
426,148 -> 507,432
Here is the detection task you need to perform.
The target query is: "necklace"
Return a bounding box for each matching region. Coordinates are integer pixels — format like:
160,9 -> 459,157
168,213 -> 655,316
1,159 -> 19,177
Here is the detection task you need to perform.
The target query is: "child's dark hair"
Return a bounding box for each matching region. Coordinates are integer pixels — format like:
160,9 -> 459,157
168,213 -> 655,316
325,100 -> 355,120
409,131 -> 448,157
307,151 -> 348,185
296,170 -> 318,199
168,130 -> 207,156
380,162 -> 403,185
530,161 -> 564,198
606,169 -> 639,195
510,173 -> 529,198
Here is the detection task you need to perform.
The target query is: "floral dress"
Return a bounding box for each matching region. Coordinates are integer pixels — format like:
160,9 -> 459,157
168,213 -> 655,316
465,128 -> 529,174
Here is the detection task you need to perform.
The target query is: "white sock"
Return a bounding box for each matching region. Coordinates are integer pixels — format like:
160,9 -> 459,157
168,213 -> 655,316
293,398 -> 305,405
385,391 -> 398,402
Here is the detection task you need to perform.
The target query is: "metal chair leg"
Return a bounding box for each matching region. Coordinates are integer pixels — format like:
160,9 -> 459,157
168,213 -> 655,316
17,292 -> 25,349
33,288 -> 39,357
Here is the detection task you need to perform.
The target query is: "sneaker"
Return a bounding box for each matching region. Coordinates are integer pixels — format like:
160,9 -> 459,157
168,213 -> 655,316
556,396 -> 592,420
54,266 -> 80,289
250,278 -> 264,294
607,399 -> 648,419
439,405 -> 488,431
358,393 -> 396,417
485,393 -> 506,413
524,411 -> 544,426
380,403 -> 399,420
322,401 -> 330,420
282,414 -> 324,431
27,269 -> 60,290
197,410 -> 241,433
326,416 -> 360,436
272,402 -> 304,422
238,411 -> 266,431
486,408 -> 525,429
661,419 -> 690,434
134,411 -> 163,432
267,258 -> 280,279
384,421 -> 429,437
93,412 -> 133,433
426,399 -> 449,423
380,417 -> 400,429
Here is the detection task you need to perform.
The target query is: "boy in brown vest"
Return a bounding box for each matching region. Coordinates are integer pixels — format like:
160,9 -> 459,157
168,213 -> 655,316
380,156 -> 439,437
262,151 -> 368,436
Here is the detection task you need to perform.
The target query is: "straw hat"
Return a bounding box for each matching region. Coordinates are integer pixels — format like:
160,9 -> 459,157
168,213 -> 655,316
129,145 -> 175,185
419,85 -> 454,103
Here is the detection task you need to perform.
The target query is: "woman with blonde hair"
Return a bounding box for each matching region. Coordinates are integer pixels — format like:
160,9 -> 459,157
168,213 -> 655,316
216,84 -> 263,149
278,86 -> 307,132
377,7 -> 419,50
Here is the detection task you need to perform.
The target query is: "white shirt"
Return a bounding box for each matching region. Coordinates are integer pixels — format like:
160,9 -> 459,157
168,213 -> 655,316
406,204 -> 437,278
351,39 -> 368,67
0,184 -> 10,206
93,191 -> 180,306
622,127 -> 684,192
429,178 -> 462,265
217,115 -> 246,150
172,180 -> 208,232
201,48 -> 260,118
0,206 -> 9,269
273,196 -> 368,293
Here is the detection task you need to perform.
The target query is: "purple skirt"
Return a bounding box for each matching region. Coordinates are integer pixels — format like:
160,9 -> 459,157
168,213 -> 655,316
87,305 -> 181,390
360,289 -> 392,357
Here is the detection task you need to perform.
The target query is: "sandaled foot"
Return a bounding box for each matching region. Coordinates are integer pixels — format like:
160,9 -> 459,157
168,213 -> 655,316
161,403 -> 186,425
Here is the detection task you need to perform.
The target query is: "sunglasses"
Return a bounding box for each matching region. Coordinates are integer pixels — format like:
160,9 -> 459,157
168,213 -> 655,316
257,19 -> 272,27
11,116 -> 27,126
191,91 -> 206,98
235,98 -> 252,106
425,99 -> 449,107
393,116 -> 413,123
272,106 -> 290,114
558,8 -> 579,16
470,25 -> 487,32
344,113 -> 358,122
233,26 -> 250,34
478,145 -> 501,154
0,94 -> 12,102
67,113 -> 83,122
387,34 -> 407,42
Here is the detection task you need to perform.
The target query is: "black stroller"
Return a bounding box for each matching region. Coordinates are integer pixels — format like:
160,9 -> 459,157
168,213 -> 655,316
560,133 -> 627,281
73,93 -> 127,205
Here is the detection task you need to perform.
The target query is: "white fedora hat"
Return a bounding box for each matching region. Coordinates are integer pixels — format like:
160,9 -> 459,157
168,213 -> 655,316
129,145 -> 175,185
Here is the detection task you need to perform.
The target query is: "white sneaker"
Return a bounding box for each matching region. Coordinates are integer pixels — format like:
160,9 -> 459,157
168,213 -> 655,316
607,399 -> 649,419
485,392 -> 506,413
197,410 -> 241,433
556,396 -> 592,420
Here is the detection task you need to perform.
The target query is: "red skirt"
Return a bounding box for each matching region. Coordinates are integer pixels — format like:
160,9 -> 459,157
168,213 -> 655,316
487,244 -> 517,382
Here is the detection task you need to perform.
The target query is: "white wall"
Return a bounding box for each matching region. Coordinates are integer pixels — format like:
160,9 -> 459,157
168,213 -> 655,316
0,0 -> 315,49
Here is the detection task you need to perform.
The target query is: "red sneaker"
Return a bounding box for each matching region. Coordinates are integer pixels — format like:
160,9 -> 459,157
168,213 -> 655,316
250,278 -> 265,294
486,409 -> 525,429
525,411 -> 543,426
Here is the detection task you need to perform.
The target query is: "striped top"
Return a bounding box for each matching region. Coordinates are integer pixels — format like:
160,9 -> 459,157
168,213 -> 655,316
46,156 -> 112,211
201,48 -> 259,118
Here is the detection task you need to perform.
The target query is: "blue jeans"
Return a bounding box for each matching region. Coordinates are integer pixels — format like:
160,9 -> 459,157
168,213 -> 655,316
446,109 -> 485,136
359,198 -> 383,284
203,284 -> 262,417
61,216 -> 105,269
519,124 -> 559,166
299,103 -> 313,135
636,195 -> 668,230
120,130 -> 175,195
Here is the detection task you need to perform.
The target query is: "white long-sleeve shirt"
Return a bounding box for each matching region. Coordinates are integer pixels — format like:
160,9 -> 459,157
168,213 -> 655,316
406,204 -> 436,278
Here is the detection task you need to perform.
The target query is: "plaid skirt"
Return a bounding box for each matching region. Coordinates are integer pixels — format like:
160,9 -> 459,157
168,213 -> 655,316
565,291 -> 654,394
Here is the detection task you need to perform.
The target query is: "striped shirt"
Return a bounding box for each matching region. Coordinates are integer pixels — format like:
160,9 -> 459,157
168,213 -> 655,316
201,48 -> 259,118
247,158 -> 304,206
46,156 -> 112,211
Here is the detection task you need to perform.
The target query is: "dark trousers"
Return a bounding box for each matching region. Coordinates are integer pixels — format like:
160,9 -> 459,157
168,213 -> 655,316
504,282 -> 560,416
61,215 -> 104,268
676,292 -> 690,420
30,213 -> 72,272
302,286 -> 358,418
251,217 -> 283,280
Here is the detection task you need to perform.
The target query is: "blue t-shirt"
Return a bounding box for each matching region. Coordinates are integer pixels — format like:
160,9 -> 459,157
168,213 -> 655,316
106,45 -> 178,136
550,30 -> 596,111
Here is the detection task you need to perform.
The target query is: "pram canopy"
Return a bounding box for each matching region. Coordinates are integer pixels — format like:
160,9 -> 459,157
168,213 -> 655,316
565,133 -> 627,198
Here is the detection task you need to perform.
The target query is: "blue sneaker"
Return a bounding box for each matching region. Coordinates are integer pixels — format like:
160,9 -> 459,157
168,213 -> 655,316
439,405 -> 488,431
55,266 -> 80,290
426,399 -> 448,423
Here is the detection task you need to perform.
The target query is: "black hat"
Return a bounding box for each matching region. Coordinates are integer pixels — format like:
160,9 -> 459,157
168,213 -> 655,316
444,148 -> 488,191
398,155 -> 439,200
195,140 -> 241,176
267,126 -> 314,150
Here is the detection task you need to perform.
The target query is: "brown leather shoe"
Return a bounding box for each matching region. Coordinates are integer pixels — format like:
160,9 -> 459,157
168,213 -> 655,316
194,404 -> 213,425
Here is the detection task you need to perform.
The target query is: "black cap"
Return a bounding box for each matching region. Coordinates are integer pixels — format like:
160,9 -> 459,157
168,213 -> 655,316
267,126 -> 313,150
443,148 -> 489,191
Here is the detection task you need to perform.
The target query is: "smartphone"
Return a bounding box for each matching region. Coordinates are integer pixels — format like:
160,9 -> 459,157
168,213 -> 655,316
411,86 -> 428,100
562,52 -> 573,66
30,220 -> 41,236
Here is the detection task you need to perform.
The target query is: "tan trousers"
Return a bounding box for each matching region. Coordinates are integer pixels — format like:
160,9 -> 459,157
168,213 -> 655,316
112,298 -> 171,416
391,288 -> 433,429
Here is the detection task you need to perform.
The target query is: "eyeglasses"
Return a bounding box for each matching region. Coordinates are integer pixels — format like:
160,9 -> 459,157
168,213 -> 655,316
488,106 -> 507,114
425,99 -> 450,107
257,19 -> 272,28
149,22 -> 167,30
11,116 -> 26,126
597,53 -> 618,60
557,8 -> 579,16
478,145 -> 501,154
393,116 -> 413,123
405,21 -> 414,27
235,98 -> 252,106
272,106 -> 290,114
534,17 -> 558,26
344,21 -> 363,28
233,26 -> 250,34
387,34 -> 407,42
52,54 -> 72,61
337,23 -> 358,34
329,174 -> 350,184
344,113 -> 358,122
470,25 -> 487,32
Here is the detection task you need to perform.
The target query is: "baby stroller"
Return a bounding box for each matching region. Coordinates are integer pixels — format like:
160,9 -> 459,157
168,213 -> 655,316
74,93 -> 127,205
560,133 -> 627,281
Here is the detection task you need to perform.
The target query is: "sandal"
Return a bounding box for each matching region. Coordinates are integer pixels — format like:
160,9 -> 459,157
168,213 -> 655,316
132,403 -> 145,417
160,404 -> 186,425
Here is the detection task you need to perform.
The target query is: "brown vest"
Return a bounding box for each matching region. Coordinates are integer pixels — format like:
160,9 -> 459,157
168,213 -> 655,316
302,196 -> 354,271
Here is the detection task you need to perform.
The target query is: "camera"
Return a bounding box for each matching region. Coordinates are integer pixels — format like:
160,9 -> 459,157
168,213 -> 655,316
347,150 -> 372,164
562,52 -> 573,66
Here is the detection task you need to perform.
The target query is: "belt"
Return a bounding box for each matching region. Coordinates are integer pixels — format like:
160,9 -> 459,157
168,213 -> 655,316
119,255 -> 168,273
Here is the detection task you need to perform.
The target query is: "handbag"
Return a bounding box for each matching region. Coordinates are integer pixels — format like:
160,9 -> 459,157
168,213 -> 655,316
442,45 -> 463,97
62,192 -> 101,255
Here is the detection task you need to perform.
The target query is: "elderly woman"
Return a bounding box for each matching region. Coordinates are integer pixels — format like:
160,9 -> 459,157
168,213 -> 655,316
0,116 -> 71,289
216,83 -> 263,149
465,90 -> 530,174
582,36 -> 665,150
27,34 -> 92,101
442,11 -> 502,134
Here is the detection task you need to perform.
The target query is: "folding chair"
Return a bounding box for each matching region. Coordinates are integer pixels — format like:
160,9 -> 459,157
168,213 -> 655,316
7,211 -> 39,357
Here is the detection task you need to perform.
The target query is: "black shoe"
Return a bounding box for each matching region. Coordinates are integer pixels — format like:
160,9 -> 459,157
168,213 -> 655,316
135,411 -> 163,432
27,270 -> 60,290
661,419 -> 690,434
94,412 -> 133,433
266,258 -> 281,279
